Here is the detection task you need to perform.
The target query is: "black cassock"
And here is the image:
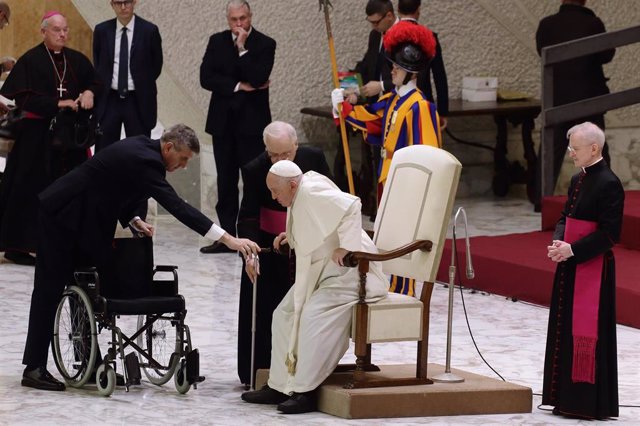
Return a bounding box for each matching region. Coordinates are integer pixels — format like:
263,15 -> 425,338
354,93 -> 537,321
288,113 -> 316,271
236,146 -> 330,385
542,160 -> 624,419
0,43 -> 101,252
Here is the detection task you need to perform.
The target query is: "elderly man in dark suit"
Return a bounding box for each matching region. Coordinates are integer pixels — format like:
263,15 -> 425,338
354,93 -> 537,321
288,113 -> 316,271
236,121 -> 331,387
21,124 -> 260,391
199,0 -> 276,253
93,0 -> 163,150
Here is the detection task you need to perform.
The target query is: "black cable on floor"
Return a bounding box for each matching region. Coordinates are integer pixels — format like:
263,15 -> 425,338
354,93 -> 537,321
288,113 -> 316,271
453,249 -> 505,382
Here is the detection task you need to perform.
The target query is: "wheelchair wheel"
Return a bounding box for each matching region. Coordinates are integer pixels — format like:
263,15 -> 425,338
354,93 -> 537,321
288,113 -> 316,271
52,286 -> 97,388
136,314 -> 179,386
174,359 -> 191,394
96,363 -> 116,397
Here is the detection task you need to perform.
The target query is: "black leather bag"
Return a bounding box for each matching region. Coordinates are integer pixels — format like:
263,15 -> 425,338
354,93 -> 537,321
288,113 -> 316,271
49,108 -> 102,151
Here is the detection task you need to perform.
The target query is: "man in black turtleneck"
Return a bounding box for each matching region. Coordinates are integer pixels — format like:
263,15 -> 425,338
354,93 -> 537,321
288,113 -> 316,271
543,122 -> 622,420
0,12 -> 100,266
534,0 -> 614,208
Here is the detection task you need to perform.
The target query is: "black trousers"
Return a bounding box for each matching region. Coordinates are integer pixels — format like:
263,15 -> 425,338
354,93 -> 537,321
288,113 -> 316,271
212,132 -> 264,235
22,212 -> 90,367
97,90 -> 152,151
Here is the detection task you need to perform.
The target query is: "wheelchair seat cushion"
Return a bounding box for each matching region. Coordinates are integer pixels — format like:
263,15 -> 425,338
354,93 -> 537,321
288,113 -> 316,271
105,295 -> 185,315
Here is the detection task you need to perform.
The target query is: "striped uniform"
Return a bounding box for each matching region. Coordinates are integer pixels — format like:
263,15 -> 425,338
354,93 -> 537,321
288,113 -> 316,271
341,87 -> 442,295
342,88 -> 441,184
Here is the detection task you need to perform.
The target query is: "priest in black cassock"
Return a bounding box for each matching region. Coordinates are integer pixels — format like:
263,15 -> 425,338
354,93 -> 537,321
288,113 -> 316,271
543,122 -> 623,420
0,11 -> 101,265
237,121 -> 331,387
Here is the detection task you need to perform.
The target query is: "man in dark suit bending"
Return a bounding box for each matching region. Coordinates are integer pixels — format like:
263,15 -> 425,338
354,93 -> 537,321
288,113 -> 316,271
200,0 -> 276,253
93,0 -> 163,150
21,124 -> 260,391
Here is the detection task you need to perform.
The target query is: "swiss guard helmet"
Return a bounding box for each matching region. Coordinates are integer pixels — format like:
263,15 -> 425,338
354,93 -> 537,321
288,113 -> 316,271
383,21 -> 436,74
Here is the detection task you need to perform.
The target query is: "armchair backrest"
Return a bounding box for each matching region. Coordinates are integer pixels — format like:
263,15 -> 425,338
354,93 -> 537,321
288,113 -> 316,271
373,145 -> 461,282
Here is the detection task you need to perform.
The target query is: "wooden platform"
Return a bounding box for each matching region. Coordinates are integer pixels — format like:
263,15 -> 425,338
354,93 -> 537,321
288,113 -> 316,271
257,363 -> 532,419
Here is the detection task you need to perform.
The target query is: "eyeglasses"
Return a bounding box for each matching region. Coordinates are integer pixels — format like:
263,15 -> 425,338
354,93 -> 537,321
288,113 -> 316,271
112,0 -> 134,7
366,14 -> 386,26
267,150 -> 294,160
567,144 -> 592,153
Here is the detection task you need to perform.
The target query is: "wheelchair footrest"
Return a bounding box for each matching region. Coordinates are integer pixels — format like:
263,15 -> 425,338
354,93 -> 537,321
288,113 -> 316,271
125,352 -> 141,386
186,349 -> 205,384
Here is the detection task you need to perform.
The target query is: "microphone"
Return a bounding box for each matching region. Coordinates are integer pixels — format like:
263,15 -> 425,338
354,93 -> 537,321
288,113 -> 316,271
465,237 -> 475,279
454,207 -> 475,280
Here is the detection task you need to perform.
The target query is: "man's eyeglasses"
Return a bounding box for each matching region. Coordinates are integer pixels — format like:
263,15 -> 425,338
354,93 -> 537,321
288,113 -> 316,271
366,14 -> 386,26
112,0 -> 134,7
267,150 -> 294,160
567,144 -> 593,153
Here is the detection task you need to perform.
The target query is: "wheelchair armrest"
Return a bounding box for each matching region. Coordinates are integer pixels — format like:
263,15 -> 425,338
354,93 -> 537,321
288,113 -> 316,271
343,240 -> 433,267
152,265 -> 179,296
73,267 -> 100,296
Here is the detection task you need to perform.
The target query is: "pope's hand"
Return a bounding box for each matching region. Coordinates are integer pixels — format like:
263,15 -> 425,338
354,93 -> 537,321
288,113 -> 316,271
245,255 -> 259,284
332,248 -> 349,266
273,232 -> 288,252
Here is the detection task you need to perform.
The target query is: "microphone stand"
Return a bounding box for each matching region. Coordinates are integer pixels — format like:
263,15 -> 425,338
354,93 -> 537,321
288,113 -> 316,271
432,207 -> 474,383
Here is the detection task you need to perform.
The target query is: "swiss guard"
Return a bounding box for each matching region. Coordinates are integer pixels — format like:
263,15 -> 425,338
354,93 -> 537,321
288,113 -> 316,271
332,20 -> 441,186
331,20 -> 442,296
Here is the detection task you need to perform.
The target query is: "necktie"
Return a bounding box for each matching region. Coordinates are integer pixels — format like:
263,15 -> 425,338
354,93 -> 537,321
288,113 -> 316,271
118,27 -> 129,98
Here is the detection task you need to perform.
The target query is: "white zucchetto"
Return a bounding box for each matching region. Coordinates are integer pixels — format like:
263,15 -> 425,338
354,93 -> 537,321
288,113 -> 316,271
269,160 -> 302,177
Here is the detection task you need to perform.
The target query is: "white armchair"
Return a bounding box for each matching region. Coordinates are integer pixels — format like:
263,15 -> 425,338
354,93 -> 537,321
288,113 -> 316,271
342,144 -> 461,388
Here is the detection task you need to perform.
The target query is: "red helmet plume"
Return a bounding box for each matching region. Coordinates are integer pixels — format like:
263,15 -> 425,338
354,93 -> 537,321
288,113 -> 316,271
383,21 -> 436,61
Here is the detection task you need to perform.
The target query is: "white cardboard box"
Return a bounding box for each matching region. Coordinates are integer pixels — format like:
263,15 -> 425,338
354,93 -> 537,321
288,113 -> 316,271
462,77 -> 498,90
462,77 -> 498,102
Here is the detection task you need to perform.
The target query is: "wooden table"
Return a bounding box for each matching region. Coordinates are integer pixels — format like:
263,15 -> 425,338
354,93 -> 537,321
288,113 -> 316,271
300,98 -> 541,204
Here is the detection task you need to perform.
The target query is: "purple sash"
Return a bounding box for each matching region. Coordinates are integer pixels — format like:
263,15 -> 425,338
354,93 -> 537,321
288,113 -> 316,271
259,207 -> 286,235
565,217 -> 602,384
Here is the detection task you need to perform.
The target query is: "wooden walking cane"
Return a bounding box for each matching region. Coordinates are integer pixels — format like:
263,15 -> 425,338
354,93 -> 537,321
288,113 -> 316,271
319,0 -> 355,195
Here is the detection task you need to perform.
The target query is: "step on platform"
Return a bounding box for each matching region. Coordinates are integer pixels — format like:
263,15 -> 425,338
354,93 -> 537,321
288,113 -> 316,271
256,364 -> 531,419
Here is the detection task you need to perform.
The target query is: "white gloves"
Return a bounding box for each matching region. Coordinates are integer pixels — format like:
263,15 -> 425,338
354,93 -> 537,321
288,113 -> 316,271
331,88 -> 345,118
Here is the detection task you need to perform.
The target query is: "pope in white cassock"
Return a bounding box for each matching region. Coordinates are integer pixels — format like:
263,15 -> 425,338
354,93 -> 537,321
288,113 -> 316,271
241,160 -> 388,414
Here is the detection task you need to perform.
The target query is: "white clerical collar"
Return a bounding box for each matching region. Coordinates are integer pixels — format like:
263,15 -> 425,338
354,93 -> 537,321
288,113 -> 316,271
399,17 -> 418,23
116,14 -> 135,32
231,27 -> 253,42
582,156 -> 603,173
396,79 -> 417,97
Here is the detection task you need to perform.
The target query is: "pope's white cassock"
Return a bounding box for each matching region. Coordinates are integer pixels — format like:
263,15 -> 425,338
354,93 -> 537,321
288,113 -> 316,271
267,171 -> 388,394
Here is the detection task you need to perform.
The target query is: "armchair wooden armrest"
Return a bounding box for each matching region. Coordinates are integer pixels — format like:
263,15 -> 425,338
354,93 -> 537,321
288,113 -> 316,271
343,240 -> 432,302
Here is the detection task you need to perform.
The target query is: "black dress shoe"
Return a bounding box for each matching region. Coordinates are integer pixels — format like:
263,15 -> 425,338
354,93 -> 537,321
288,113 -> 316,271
22,367 -> 65,391
200,242 -> 234,254
277,391 -> 317,414
4,250 -> 36,266
241,384 -> 289,405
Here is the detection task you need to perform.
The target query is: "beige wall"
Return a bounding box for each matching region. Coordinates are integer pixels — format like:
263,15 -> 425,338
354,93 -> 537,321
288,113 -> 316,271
133,0 -> 640,194
131,0 -> 640,132
70,0 -> 640,207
